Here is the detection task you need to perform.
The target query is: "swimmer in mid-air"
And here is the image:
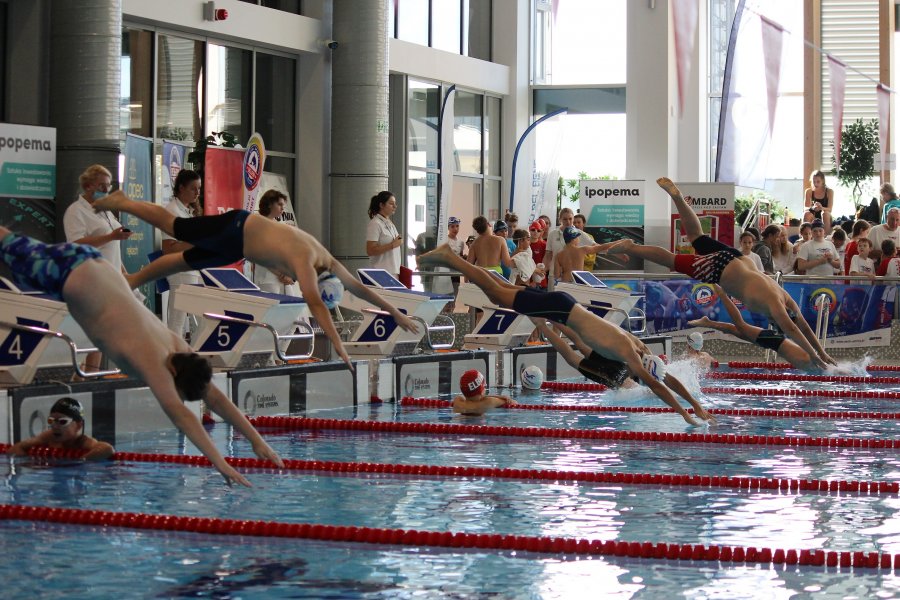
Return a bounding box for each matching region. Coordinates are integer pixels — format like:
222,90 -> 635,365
0,227 -> 283,486
418,244 -> 715,425
92,191 -> 419,371
689,285 -> 818,371
453,369 -> 517,416
604,177 -> 835,370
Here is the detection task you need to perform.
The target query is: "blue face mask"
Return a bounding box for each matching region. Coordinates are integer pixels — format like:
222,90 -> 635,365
92,190 -> 108,201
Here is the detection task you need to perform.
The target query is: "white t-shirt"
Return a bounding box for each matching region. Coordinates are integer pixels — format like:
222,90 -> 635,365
798,239 -> 839,276
163,197 -> 202,286
447,236 -> 465,258
366,213 -> 401,275
849,255 -> 875,275
545,228 -> 566,284
867,224 -> 900,254
63,195 -> 123,271
744,251 -> 764,272
884,257 -> 900,278
772,250 -> 794,275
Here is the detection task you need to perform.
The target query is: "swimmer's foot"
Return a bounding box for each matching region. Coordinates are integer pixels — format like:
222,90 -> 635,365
605,238 -> 635,255
418,243 -> 458,268
687,317 -> 715,328
656,177 -> 684,201
93,189 -> 129,213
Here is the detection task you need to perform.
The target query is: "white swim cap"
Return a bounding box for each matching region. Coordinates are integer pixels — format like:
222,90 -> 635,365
688,332 -> 704,351
641,354 -> 667,384
318,271 -> 344,309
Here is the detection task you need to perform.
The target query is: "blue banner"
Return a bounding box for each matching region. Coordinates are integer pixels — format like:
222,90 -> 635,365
786,282 -> 894,341
122,133 -> 156,311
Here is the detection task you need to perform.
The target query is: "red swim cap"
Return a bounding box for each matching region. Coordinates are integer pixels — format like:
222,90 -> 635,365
459,369 -> 485,398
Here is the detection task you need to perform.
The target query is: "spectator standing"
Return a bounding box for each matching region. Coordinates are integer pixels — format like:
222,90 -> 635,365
771,226 -> 795,275
252,189 -> 300,296
848,238 -> 876,279
162,170 -> 203,340
493,220 -> 516,280
573,213 -> 597,271
366,191 -> 402,279
880,183 -> 900,223
797,220 -> 840,276
752,225 -> 779,274
739,231 -> 765,272
544,207 -> 575,289
843,220 -> 872,275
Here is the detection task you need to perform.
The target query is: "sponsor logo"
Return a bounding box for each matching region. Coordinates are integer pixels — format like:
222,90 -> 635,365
809,287 -> 837,313
404,373 -> 433,395
242,389 -> 280,416
0,136 -> 53,152
584,187 -> 640,199
691,283 -> 717,307
243,142 -> 263,191
689,196 -> 727,207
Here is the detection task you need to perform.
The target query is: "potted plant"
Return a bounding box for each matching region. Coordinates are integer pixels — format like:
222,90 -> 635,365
830,118 -> 879,212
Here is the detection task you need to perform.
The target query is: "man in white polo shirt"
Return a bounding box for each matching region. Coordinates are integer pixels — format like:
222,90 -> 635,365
868,207 -> 900,253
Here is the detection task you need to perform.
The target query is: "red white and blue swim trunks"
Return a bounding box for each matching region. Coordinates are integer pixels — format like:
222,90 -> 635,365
673,235 -> 742,284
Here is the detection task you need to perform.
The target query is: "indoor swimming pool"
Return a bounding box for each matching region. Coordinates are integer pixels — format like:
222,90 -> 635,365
2,360 -> 899,599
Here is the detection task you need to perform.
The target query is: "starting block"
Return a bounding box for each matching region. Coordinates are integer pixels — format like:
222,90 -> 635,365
172,268 -> 314,368
555,271 -> 645,331
455,272 -> 535,351
338,269 -> 455,357
0,278 -> 118,384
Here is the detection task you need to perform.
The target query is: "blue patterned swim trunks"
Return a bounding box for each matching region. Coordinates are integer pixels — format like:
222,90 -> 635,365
0,232 -> 102,300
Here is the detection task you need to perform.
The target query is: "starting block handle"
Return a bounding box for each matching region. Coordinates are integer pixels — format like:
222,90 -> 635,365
202,312 -> 315,362
359,308 -> 456,351
0,321 -> 121,379
577,303 -> 647,334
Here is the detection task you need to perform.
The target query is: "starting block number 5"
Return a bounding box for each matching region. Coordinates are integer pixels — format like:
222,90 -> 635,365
198,310 -> 253,352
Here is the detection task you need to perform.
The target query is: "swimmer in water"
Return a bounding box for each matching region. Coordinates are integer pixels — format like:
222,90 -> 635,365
7,397 -> 115,460
418,244 -> 715,425
0,227 -> 283,486
603,177 -> 835,370
92,191 -> 419,371
452,369 -> 517,416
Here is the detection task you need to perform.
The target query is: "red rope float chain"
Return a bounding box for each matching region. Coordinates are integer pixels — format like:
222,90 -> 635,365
540,380 -> 900,399
3,444 -> 896,495
722,361 -> 900,372
0,503 -> 896,569
248,416 -> 900,450
706,371 -> 900,384
399,397 -> 900,420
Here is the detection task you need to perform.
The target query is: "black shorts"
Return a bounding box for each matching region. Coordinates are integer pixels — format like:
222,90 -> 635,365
755,329 -> 785,352
512,288 -> 577,326
577,351 -> 630,389
173,210 -> 250,270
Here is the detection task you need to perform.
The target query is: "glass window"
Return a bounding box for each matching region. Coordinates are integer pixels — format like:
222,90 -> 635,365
547,0 -> 626,85
408,80 -> 440,169
449,176 -> 481,236
264,155 -> 295,205
484,177 -> 500,222
121,28 -> 153,140
432,0 -> 461,53
454,91 -> 482,174
207,44 -> 252,143
397,0 -> 429,46
464,0 -> 491,60
261,0 -> 301,13
255,53 -> 296,152
157,35 -> 204,141
484,96 -> 500,176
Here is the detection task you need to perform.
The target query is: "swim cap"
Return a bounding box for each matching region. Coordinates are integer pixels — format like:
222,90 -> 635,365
448,216 -> 461,226
640,354 -> 667,384
563,226 -> 581,243
460,369 -> 486,398
528,221 -> 543,231
687,332 -> 704,351
318,271 -> 344,309
493,220 -> 508,232
50,397 -> 84,422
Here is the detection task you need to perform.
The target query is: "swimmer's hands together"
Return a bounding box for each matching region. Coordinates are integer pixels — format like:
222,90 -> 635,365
252,440 -> 285,469
693,407 -> 717,425
219,463 -> 252,488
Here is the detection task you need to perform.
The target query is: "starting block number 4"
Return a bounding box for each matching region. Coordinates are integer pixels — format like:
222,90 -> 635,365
0,317 -> 49,366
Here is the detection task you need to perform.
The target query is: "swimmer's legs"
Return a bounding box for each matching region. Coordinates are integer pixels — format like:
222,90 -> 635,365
606,238 -> 676,269
418,244 -> 520,307
94,190 -> 177,237
126,252 -> 192,289
657,177 -> 704,242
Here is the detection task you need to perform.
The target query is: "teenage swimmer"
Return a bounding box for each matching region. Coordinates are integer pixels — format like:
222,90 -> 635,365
453,369 -> 517,416
92,191 -> 419,370
7,397 -> 115,461
688,285 -> 818,371
604,177 -> 835,370
417,245 -> 715,425
0,227 -> 283,486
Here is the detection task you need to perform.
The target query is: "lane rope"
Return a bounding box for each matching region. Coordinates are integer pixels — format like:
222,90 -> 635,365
248,416 -> 900,450
540,380 -> 900,399
721,361 -> 900,372
0,503 -> 896,569
5,444 -> 896,495
706,372 -> 900,384
399,397 -> 900,420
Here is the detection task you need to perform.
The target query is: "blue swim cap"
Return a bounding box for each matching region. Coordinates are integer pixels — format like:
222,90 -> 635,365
318,271 -> 344,309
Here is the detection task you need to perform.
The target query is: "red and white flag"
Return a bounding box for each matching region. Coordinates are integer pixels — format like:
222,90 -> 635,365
760,16 -> 784,135
827,56 -> 847,173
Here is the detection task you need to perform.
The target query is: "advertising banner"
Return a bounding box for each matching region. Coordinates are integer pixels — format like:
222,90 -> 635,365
121,133 -> 156,311
509,108 -> 567,227
204,147 -> 244,215
787,282 -> 893,347
242,133 -> 266,213
670,182 -> 735,253
160,140 -> 191,206
0,123 -> 56,241
579,179 -> 645,271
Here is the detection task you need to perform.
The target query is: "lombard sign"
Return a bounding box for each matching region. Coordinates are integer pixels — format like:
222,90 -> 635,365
581,180 -> 645,227
0,123 -> 56,199
670,182 -> 735,253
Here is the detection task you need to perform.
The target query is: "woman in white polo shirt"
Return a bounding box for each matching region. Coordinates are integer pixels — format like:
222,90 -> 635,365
365,191 -> 402,278
161,169 -> 203,341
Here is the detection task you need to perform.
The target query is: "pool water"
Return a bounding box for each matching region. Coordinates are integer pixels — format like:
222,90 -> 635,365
2,360 -> 900,599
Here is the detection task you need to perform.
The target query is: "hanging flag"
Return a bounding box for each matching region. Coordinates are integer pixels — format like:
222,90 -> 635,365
672,0 -> 699,119
877,83 -> 890,174
760,15 -> 784,135
242,132 -> 266,213
509,108 -> 567,227
436,85 -> 456,245
827,56 -> 847,173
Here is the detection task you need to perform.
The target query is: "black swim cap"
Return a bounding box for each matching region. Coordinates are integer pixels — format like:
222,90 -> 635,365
50,397 -> 84,422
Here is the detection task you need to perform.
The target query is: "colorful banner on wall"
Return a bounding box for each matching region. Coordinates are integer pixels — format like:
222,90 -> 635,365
121,133 -> 156,311
670,182 -> 736,253
160,140 -> 192,206
786,282 -> 893,347
579,179 -> 645,271
242,133 -> 266,213
204,147 -> 244,215
0,123 -> 56,241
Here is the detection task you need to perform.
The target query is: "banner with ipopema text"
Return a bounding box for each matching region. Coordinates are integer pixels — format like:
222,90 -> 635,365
0,123 -> 56,241
579,179 -> 645,271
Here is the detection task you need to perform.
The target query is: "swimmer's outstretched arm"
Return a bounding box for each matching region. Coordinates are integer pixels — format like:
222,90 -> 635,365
203,384 -> 284,468
662,373 -> 715,424
294,262 -> 355,370
784,294 -> 836,365
625,354 -> 700,426
768,304 -> 829,370
329,261 -> 419,333
530,319 -> 584,370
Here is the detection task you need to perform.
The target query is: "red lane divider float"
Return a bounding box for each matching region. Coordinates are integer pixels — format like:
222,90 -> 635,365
540,380 -> 900,400
399,397 -> 900,420
4,444 -> 896,496
721,361 -> 900,373
249,415 -> 900,450
1,503 -> 896,569
706,372 -> 900,384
